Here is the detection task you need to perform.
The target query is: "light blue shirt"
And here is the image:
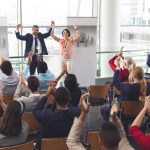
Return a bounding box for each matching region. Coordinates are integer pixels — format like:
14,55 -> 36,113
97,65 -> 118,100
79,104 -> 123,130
23,65 -> 55,91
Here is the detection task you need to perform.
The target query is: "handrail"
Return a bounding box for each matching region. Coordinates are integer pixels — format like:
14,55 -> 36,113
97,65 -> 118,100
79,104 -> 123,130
96,49 -> 149,54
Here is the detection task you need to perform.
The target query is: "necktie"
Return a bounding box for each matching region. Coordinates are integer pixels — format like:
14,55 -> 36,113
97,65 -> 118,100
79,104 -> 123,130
35,37 -> 38,54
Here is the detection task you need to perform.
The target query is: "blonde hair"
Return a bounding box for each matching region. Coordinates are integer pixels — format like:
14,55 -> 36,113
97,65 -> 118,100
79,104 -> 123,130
124,57 -> 136,82
133,67 -> 146,101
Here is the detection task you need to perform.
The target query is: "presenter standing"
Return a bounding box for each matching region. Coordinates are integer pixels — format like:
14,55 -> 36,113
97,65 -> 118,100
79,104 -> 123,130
15,23 -> 52,75
51,21 -> 80,73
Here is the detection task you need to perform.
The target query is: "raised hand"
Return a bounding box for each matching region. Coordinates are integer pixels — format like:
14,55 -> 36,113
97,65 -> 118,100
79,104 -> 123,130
74,25 -> 78,30
27,51 -> 33,65
118,46 -> 124,56
16,24 -> 22,31
51,21 -> 55,29
19,73 -> 27,86
62,63 -> 67,74
0,56 -> 5,65
80,93 -> 90,113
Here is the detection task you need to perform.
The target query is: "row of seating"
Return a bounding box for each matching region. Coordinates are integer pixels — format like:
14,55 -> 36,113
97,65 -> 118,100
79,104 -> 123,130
0,132 -> 101,150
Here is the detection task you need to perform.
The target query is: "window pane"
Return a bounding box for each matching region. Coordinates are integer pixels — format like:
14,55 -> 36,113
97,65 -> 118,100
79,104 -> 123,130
0,0 -> 17,25
22,0 -> 68,26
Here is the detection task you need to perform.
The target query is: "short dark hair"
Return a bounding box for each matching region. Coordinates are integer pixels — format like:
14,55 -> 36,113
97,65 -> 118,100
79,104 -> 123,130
99,121 -> 121,149
0,60 -> 13,76
0,101 -> 25,136
62,29 -> 71,37
64,74 -> 79,90
54,87 -> 70,105
27,76 -> 40,92
37,61 -> 48,74
32,25 -> 39,28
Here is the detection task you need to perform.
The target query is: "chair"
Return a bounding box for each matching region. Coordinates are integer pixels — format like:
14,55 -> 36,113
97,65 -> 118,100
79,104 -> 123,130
120,100 -> 144,132
22,112 -> 41,132
88,85 -> 110,106
120,100 -> 144,118
2,94 -> 14,104
87,131 -> 101,150
0,141 -> 34,150
41,137 -> 68,150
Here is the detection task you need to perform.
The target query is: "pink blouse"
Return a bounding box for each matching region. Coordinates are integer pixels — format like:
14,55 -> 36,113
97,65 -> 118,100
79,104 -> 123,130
51,30 -> 80,60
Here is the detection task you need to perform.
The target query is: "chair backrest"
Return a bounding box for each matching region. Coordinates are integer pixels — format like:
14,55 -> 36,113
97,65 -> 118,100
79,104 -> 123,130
121,101 -> 144,116
87,131 -> 101,150
38,91 -> 47,95
89,85 -> 110,99
22,112 -> 41,132
41,137 -> 68,150
0,141 -> 34,150
2,94 -> 14,104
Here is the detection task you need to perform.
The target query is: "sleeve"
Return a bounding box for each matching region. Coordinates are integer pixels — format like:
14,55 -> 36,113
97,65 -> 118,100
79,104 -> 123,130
67,118 -> 86,150
23,65 -> 30,81
14,84 -> 30,99
0,81 -> 4,92
129,126 -> 150,150
15,31 -> 27,41
112,70 -> 130,94
112,117 -> 134,150
108,55 -> 118,72
33,96 -> 48,124
41,28 -> 52,38
70,29 -> 80,42
46,70 -> 55,79
51,29 -> 61,42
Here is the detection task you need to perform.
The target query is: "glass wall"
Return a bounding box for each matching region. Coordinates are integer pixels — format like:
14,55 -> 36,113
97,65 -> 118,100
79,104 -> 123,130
96,0 -> 150,77
1,0 -> 150,77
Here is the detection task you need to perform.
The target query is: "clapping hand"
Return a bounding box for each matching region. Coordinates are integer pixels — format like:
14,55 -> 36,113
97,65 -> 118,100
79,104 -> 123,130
80,93 -> 90,113
144,96 -> 150,116
0,56 -> 5,65
51,21 -> 55,29
118,46 -> 124,56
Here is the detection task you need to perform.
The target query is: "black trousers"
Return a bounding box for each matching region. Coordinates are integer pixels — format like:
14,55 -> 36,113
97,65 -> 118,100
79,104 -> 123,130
29,54 -> 43,75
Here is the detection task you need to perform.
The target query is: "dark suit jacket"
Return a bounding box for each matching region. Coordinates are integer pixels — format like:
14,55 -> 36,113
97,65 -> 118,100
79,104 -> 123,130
15,28 -> 52,57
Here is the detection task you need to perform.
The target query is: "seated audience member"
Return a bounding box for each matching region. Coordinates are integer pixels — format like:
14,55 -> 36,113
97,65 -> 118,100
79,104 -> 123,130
112,66 -> 150,104
0,58 -> 19,95
33,84 -> 81,150
67,94 -> 134,150
129,96 -> 150,150
108,46 -> 136,82
0,96 -> 28,147
64,74 -> 81,107
24,54 -> 55,91
14,75 -> 43,112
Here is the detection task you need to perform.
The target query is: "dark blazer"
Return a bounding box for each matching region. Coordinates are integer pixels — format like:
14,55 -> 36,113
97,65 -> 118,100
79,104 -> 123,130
33,96 -> 80,149
15,28 -> 52,57
113,69 -> 150,103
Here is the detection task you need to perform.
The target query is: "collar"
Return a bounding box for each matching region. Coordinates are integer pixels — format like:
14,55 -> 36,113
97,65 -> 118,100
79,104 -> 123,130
29,93 -> 40,97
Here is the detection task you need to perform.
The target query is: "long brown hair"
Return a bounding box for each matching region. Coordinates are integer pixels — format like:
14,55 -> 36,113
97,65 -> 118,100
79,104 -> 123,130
0,101 -> 24,136
133,67 -> 146,101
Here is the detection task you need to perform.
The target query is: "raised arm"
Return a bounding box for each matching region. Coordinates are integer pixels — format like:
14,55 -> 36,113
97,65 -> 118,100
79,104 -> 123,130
15,24 -> 27,41
41,22 -> 52,38
0,92 -> 7,112
129,96 -> 150,150
67,93 -> 90,150
110,102 -> 134,150
51,21 -> 61,42
14,73 -> 30,99
108,47 -> 124,72
71,25 -> 80,42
